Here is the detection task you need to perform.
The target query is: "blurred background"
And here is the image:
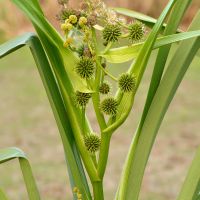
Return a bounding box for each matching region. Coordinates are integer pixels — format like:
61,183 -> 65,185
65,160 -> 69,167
0,0 -> 200,199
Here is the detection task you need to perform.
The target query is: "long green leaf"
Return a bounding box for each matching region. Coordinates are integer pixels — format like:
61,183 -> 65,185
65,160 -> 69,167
0,147 -> 40,200
0,33 -> 92,200
101,30 -> 200,63
11,0 -> 99,183
114,7 -> 167,31
118,10 -> 200,200
139,0 -> 192,130
177,147 -> 200,200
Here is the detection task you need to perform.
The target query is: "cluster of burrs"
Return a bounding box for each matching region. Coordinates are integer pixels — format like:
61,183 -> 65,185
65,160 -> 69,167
57,0 -> 142,154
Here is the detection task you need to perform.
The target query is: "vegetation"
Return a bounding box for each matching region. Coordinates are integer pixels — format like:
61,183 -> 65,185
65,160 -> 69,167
0,0 -> 200,199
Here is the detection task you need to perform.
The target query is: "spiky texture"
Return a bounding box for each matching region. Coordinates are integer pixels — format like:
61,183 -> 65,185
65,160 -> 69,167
77,45 -> 85,57
84,134 -> 101,153
103,24 -> 122,42
100,97 -> 118,116
128,22 -> 145,42
118,73 -> 136,93
57,8 -> 80,22
74,91 -> 91,107
76,57 -> 95,79
99,82 -> 110,94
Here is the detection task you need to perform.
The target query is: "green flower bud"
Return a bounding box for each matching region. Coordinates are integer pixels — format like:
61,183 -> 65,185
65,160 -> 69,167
84,134 -> 101,153
103,24 -> 122,42
100,97 -> 118,116
76,57 -> 95,79
99,82 -> 111,95
118,73 -> 136,93
128,22 -> 145,42
74,91 -> 91,107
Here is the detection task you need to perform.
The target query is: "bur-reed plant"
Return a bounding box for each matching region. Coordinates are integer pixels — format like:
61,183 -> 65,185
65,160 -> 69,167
0,0 -> 200,199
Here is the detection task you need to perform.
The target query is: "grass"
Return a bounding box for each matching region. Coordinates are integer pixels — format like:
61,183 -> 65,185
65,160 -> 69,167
0,44 -> 199,199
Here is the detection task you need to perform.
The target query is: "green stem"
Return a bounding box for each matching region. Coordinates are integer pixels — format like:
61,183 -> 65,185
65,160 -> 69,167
92,181 -> 104,200
97,132 -> 112,179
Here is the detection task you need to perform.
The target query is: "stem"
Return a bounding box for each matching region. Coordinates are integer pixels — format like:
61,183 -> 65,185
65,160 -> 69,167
92,181 -> 104,200
97,132 -> 112,179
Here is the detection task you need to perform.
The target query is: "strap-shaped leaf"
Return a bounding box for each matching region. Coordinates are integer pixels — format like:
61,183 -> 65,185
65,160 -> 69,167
101,30 -> 200,63
0,147 -> 40,200
177,147 -> 200,200
117,10 -> 200,200
0,33 -> 92,200
114,7 -> 167,31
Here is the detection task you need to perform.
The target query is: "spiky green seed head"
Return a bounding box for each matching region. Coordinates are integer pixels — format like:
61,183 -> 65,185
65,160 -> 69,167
76,57 -> 95,79
99,82 -> 111,95
74,91 -> 91,107
84,134 -> 101,153
100,97 -> 118,116
128,22 -> 145,42
118,73 -> 136,93
69,15 -> 78,24
103,24 -> 122,42
57,8 -> 80,22
77,45 -> 85,57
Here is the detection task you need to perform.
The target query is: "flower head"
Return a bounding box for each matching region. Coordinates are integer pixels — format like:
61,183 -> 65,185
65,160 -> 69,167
103,24 -> 122,43
118,73 -> 136,93
128,22 -> 145,42
100,97 -> 118,116
74,91 -> 91,107
99,82 -> 111,94
84,134 -> 101,153
76,57 -> 95,79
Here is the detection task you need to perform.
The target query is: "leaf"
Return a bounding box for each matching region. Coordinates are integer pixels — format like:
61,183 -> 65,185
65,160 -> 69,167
177,147 -> 200,200
0,147 -> 40,200
139,0 -> 193,131
0,33 -> 92,200
117,10 -> 200,200
10,0 -> 99,184
114,7 -> 167,30
101,30 -> 200,63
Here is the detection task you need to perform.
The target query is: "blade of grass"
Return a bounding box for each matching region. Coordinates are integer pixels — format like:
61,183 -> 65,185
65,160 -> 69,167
177,147 -> 200,200
0,33 -> 92,199
117,11 -> 200,200
0,147 -> 40,200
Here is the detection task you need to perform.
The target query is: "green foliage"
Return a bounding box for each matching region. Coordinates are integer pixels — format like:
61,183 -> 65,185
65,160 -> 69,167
0,0 -> 200,200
